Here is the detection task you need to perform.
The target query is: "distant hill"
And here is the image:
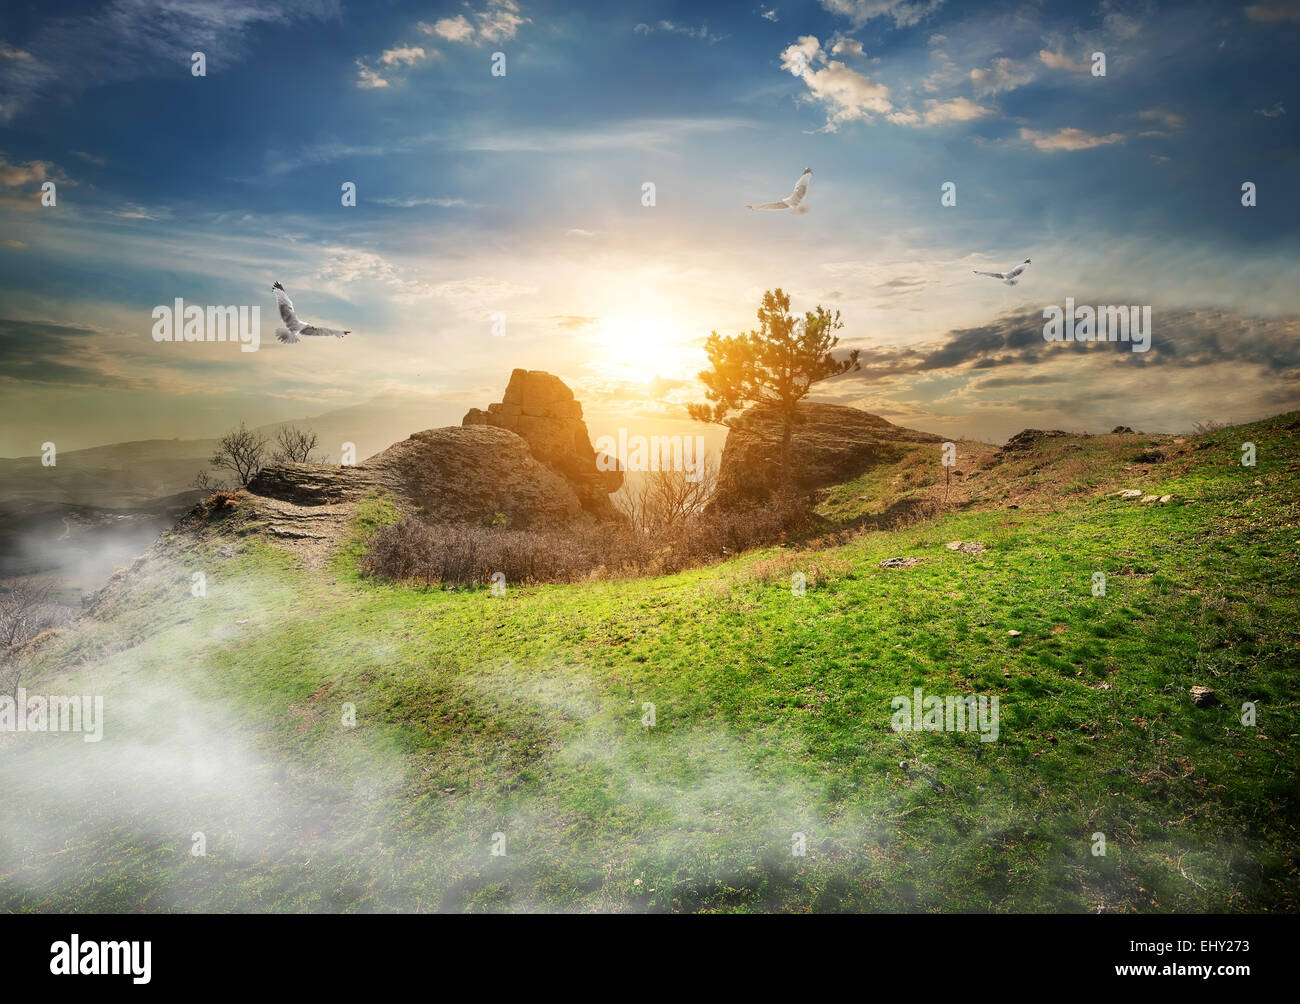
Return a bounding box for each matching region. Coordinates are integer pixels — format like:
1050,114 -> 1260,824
0,394 -> 467,507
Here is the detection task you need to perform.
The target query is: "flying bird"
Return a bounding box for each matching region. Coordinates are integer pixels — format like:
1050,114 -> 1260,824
973,259 -> 1032,285
747,168 -> 812,213
272,282 -> 351,343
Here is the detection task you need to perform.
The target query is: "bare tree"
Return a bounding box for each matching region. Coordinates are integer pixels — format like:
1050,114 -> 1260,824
207,421 -> 269,486
271,425 -> 326,465
616,455 -> 718,533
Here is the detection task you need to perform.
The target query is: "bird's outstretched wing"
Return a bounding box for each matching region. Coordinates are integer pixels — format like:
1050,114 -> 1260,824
1004,260 -> 1031,280
747,200 -> 790,210
299,325 -> 350,339
973,270 -> 1005,279
272,282 -> 304,332
786,169 -> 811,208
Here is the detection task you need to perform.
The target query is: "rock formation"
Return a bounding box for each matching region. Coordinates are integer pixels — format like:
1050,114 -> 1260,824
241,370 -> 621,557
997,429 -> 1073,455
712,401 -> 942,506
247,425 -> 585,530
462,369 -> 622,517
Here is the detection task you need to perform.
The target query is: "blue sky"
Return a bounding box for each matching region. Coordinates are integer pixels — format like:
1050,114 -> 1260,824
1,0 -> 1298,455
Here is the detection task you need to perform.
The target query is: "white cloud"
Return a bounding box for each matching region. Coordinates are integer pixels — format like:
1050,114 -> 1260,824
426,15 -> 474,42
418,1 -> 529,46
463,117 -> 754,152
919,96 -> 992,125
1255,102 -> 1287,117
829,35 -> 865,57
373,196 -> 470,208
1038,49 -> 1091,73
761,7 -> 779,21
111,203 -> 170,221
1019,127 -> 1125,152
357,42 -> 438,90
1099,0 -> 1147,39
0,153 -> 56,187
354,61 -> 389,89
427,276 -> 536,307
818,0 -> 945,28
316,249 -> 534,308
970,57 -> 1034,97
634,21 -> 727,44
784,37 -> 990,131
379,46 -> 432,67
1138,107 -> 1184,128
781,36 -> 893,131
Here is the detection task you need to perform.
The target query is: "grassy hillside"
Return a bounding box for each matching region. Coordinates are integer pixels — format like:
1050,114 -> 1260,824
1,415 -> 1297,912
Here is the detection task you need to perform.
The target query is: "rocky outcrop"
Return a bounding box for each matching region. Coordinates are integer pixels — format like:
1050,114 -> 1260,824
713,401 -> 942,506
998,429 -> 1073,455
248,425 -> 587,531
386,426 -> 584,528
463,369 -> 622,517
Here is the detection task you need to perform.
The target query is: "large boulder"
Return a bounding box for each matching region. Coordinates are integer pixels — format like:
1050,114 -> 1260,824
998,429 -> 1074,455
713,401 -> 942,506
249,425 -> 587,530
463,369 -> 622,517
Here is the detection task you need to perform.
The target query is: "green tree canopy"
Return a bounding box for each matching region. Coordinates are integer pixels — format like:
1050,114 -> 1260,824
688,288 -> 860,476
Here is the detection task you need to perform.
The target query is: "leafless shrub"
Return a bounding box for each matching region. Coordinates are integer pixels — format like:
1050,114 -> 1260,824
615,455 -> 718,532
0,578 -> 58,649
361,488 -> 812,587
1192,419 -> 1226,436
0,578 -> 66,696
192,470 -> 229,492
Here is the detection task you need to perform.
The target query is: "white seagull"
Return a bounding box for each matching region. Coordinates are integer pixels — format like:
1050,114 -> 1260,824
272,282 -> 351,343
973,259 -> 1032,286
747,168 -> 812,213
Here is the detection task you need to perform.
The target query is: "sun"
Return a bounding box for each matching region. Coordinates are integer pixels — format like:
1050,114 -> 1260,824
587,315 -> 700,385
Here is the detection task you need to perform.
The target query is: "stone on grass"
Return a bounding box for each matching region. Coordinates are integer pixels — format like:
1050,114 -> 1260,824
1190,686 -> 1218,707
880,556 -> 923,569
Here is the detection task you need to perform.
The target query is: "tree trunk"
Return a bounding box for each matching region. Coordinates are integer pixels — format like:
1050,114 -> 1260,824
779,415 -> 795,490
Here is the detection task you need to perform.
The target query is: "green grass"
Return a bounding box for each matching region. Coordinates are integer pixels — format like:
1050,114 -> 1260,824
1,414 -> 1297,913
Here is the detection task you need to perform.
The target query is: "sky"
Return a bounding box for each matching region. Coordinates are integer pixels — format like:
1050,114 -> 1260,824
1,0 -> 1298,457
